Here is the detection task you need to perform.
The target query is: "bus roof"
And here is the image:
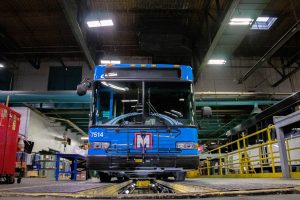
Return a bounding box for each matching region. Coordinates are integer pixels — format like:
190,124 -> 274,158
94,64 -> 193,81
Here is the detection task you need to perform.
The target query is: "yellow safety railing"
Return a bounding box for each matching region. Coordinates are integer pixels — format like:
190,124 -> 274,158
197,125 -> 300,178
286,136 -> 300,172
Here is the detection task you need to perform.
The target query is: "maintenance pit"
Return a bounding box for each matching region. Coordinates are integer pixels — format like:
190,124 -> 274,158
1,178 -> 300,199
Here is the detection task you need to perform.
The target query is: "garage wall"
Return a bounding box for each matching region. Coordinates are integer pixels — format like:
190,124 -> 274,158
27,111 -> 82,154
13,60 -> 93,91
11,57 -> 300,92
194,58 -> 300,93
12,56 -> 152,91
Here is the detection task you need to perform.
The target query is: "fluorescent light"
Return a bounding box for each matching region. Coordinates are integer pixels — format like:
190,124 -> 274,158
251,17 -> 277,30
87,19 -> 114,28
208,59 -> 226,65
256,17 -> 270,22
230,18 -> 253,22
179,98 -> 185,101
100,19 -> 114,26
110,60 -> 120,64
229,18 -> 253,26
87,20 -> 101,28
0,63 -> 4,68
101,60 -> 121,64
81,137 -> 88,140
101,60 -> 111,64
229,21 -> 252,25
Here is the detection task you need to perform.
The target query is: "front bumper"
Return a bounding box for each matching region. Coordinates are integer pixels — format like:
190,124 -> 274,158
87,155 -> 199,171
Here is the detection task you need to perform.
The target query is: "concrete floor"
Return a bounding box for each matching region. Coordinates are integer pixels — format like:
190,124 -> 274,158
0,178 -> 108,193
184,178 -> 300,191
0,177 -> 300,199
1,194 -> 300,200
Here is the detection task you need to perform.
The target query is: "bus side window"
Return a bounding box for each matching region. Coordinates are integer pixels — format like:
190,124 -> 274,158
97,91 -> 110,124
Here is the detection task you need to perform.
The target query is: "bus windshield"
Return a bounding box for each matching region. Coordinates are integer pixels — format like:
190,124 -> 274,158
91,81 -> 194,126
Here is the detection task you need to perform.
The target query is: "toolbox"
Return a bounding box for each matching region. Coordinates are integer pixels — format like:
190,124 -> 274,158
0,103 -> 21,184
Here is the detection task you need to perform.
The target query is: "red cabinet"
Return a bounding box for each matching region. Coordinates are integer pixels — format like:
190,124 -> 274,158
0,103 -> 21,183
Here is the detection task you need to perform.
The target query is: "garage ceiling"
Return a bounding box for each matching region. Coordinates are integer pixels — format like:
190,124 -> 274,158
0,0 -> 299,143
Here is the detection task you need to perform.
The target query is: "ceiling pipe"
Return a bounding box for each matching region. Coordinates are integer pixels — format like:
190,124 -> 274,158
0,90 -> 91,104
195,100 -> 278,107
195,91 -> 292,96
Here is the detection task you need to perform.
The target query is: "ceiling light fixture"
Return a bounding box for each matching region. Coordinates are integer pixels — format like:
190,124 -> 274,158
99,19 -> 114,26
256,17 -> 270,22
229,18 -> 254,26
101,60 -> 121,64
251,17 -> 277,30
87,19 -> 114,28
110,60 -> 121,64
87,20 -> 101,28
0,63 -> 5,68
100,60 -> 111,64
208,59 -> 226,65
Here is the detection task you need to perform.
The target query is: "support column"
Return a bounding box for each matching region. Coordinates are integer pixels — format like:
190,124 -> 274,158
273,121 -> 290,179
273,110 -> 300,179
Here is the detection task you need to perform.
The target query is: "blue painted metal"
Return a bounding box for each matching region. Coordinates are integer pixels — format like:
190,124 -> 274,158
55,153 -> 85,181
89,64 -> 198,173
93,64 -> 193,81
109,91 -> 113,119
88,127 -> 198,156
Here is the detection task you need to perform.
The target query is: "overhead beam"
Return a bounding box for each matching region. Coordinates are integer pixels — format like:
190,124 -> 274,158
195,0 -> 271,82
59,0 -> 95,70
195,0 -> 240,81
239,20 -> 300,83
195,100 -> 278,107
272,63 -> 300,87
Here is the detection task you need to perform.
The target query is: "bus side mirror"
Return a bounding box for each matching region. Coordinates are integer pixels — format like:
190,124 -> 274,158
77,79 -> 91,96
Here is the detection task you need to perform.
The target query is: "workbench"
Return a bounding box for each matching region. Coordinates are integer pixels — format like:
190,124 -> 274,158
55,153 -> 86,181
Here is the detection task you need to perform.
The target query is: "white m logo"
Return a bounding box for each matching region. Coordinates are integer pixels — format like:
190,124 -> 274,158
135,133 -> 152,149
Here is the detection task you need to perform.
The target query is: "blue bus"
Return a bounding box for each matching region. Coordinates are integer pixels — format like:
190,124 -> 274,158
77,64 -> 199,182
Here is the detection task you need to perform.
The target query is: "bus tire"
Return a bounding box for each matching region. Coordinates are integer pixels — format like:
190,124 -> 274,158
99,173 -> 111,183
174,172 -> 185,182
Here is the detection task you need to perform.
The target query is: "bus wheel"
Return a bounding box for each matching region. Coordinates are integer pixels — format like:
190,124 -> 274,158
99,173 -> 111,183
117,177 -> 124,182
174,172 -> 185,182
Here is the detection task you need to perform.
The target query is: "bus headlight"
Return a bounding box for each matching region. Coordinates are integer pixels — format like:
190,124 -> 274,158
176,142 -> 196,149
93,142 -> 110,149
